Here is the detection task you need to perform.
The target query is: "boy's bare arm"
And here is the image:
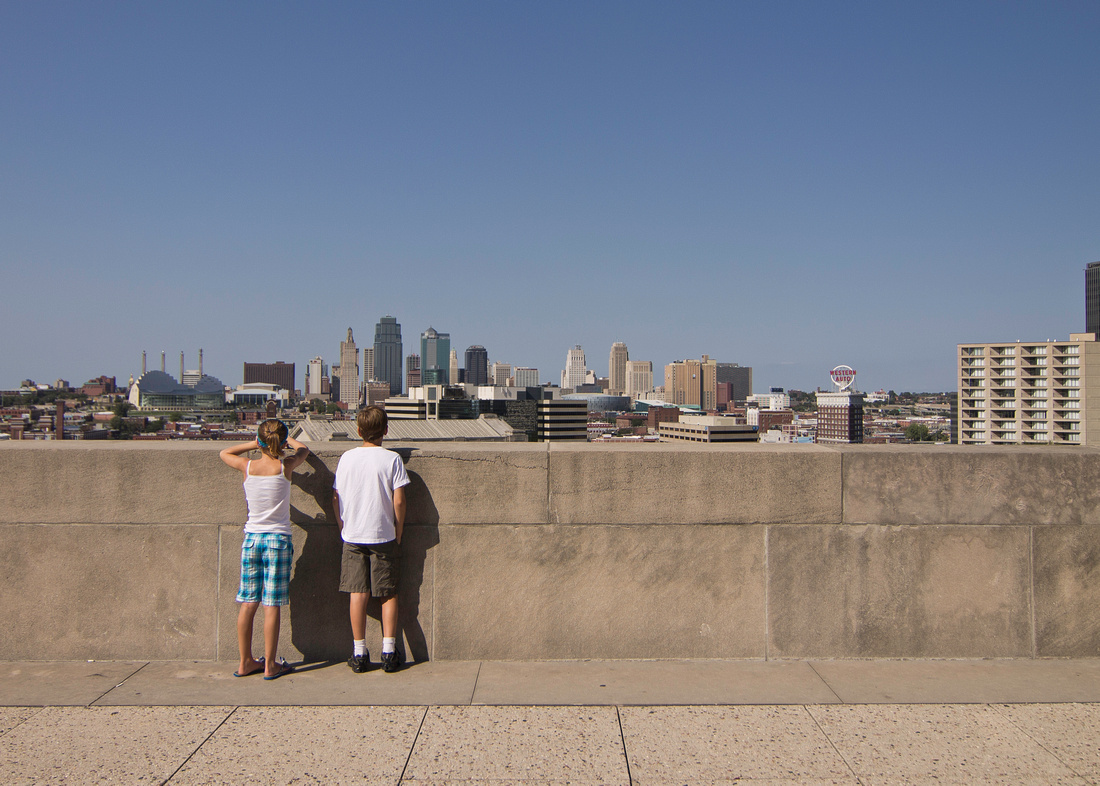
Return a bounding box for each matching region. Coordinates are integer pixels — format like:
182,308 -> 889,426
393,486 -> 407,545
332,490 -> 344,531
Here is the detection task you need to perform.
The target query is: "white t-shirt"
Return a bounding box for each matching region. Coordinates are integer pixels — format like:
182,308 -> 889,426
333,446 -> 410,544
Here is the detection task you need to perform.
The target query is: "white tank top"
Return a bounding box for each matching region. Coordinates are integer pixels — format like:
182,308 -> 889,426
243,460 -> 292,535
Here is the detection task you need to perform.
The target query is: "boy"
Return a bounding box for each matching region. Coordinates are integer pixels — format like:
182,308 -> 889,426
333,406 -> 410,673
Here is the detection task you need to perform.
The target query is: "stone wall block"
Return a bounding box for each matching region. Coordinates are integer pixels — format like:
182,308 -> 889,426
768,524 -> 1031,658
0,524 -> 218,660
844,447 -> 1100,525
400,445 -> 549,525
1034,525 -> 1100,656
217,523 -> 436,662
432,524 -> 766,660
548,445 -> 840,525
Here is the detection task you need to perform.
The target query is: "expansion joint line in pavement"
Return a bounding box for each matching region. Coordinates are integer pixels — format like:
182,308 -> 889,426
90,661 -> 150,706
803,705 -> 863,785
160,705 -> 239,786
616,706 -> 634,786
806,661 -> 844,704
989,703 -> 1087,782
398,706 -> 430,783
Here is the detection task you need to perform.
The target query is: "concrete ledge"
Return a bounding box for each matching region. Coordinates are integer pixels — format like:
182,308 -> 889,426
2,443 -> 1100,660
548,443 -> 841,524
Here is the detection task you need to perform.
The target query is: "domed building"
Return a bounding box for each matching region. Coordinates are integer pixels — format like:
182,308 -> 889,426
128,371 -> 227,411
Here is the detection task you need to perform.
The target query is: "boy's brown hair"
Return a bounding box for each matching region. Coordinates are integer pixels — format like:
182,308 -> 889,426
357,406 -> 387,443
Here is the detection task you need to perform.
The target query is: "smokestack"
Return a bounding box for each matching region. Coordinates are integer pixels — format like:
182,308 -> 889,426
199,349 -> 203,377
161,351 -> 165,373
142,351 -> 147,376
180,351 -> 185,382
55,401 -> 65,441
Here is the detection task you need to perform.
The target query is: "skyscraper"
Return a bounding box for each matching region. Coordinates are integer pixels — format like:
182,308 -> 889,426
306,357 -> 325,397
465,345 -> 489,386
338,329 -> 359,409
363,347 -> 375,384
492,362 -> 513,386
626,360 -> 653,400
1087,262 -> 1100,337
664,355 -> 718,409
449,349 -> 460,385
715,363 -> 753,404
420,327 -> 451,386
406,353 -> 421,391
608,342 -> 629,396
374,316 -> 403,396
562,345 -> 587,390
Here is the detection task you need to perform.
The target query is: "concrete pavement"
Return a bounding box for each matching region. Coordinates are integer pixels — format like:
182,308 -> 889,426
3,658 -> 1100,783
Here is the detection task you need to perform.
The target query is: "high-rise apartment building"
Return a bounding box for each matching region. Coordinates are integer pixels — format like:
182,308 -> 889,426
374,316 -> 403,396
337,329 -> 360,409
664,356 -> 718,409
420,328 -> 450,386
608,342 -> 629,396
305,357 -> 325,397
957,334 -> 1100,445
514,367 -> 539,388
715,363 -> 753,404
465,345 -> 489,386
492,363 -> 513,387
1087,262 -> 1100,337
561,345 -> 587,390
406,353 -> 421,391
244,361 -> 296,394
626,360 -> 653,401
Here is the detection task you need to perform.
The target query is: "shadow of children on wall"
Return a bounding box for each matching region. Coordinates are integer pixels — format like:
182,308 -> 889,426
287,448 -> 439,664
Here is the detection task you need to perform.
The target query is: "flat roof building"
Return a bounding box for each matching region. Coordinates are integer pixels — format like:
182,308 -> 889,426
957,334 -> 1100,446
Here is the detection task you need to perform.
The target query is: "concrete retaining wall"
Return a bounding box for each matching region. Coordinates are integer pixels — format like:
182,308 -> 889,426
2,442 -> 1099,661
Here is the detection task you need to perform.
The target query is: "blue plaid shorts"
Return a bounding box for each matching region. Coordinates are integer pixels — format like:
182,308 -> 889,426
236,533 -> 293,607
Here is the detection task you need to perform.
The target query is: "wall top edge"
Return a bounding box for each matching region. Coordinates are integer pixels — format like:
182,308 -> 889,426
4,442 -> 1100,456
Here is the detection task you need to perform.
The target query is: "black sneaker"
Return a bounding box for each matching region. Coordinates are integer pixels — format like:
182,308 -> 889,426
347,653 -> 370,673
381,651 -> 404,673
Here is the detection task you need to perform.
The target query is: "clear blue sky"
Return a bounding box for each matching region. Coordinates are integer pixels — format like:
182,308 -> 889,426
2,1 -> 1097,393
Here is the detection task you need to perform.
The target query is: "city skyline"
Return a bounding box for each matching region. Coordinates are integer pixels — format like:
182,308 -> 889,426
3,3 -> 1097,392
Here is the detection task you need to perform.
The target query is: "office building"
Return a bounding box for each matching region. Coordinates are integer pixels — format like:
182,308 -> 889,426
659,415 -> 759,443
364,381 -> 390,408
374,316 -> 403,396
1088,262 -> 1100,337
305,357 -> 325,397
514,367 -> 539,388
492,362 -> 513,387
664,356 -> 718,410
608,342 -> 629,396
957,334 -> 1100,445
363,348 -> 374,385
465,345 -> 489,386
244,361 -> 296,394
406,353 -> 421,391
815,391 -> 865,444
626,360 -> 653,401
715,363 -> 753,404
420,327 -> 451,386
449,350 -> 460,385
337,329 -> 359,409
561,345 -> 587,390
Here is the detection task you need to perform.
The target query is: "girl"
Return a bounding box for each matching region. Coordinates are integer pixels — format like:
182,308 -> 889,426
219,419 -> 310,679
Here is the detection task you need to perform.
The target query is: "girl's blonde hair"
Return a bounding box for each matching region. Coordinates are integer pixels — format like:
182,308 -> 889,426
257,419 -> 289,459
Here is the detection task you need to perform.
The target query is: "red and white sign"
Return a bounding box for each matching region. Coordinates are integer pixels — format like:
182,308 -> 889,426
830,365 -> 857,391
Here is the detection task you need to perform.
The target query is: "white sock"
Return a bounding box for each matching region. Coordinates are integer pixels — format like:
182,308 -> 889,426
382,637 -> 396,655
353,639 -> 367,657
